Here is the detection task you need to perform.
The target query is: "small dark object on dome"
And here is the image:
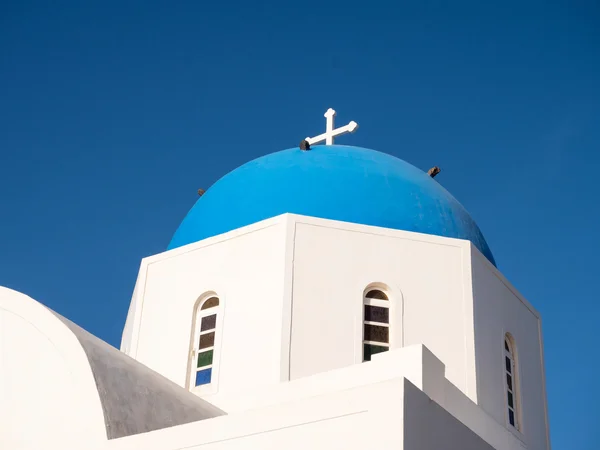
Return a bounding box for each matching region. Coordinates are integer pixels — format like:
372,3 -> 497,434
299,140 -> 311,151
198,189 -> 206,196
427,166 -> 441,178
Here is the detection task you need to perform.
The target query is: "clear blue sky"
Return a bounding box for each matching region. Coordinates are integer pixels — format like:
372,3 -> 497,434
1,1 -> 598,448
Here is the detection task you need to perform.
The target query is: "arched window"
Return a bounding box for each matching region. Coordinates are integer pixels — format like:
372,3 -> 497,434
504,334 -> 520,430
190,296 -> 220,388
363,289 -> 390,361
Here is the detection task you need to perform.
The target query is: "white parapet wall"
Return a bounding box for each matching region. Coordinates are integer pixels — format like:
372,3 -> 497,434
106,345 -> 520,450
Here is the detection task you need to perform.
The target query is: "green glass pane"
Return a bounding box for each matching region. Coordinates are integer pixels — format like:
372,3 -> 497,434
197,350 -> 214,368
363,343 -> 388,361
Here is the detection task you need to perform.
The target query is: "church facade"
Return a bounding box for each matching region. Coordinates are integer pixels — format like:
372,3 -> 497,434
0,110 -> 550,450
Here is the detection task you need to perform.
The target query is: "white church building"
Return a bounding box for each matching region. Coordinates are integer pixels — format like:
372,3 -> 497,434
0,109 -> 550,449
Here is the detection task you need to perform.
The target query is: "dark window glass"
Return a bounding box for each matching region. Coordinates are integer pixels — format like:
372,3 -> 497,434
197,350 -> 214,368
363,344 -> 388,361
505,356 -> 512,373
508,392 -> 514,408
365,290 -> 388,300
508,409 -> 515,426
505,340 -> 509,351
364,324 -> 389,343
506,374 -> 513,391
195,368 -> 212,386
199,332 -> 215,349
201,297 -> 219,310
201,314 -> 217,331
364,305 -> 389,324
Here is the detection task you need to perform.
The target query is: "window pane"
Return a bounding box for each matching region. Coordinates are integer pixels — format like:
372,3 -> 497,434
201,314 -> 217,331
364,324 -> 389,343
365,290 -> 388,300
508,391 -> 514,408
197,350 -> 213,368
364,305 -> 389,324
363,344 -> 388,361
506,374 -> 513,391
195,368 -> 212,386
508,409 -> 515,426
201,297 -> 219,310
199,332 -> 215,349
505,356 -> 512,373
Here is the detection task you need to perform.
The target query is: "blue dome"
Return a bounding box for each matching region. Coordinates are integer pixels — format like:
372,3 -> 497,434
169,145 -> 495,265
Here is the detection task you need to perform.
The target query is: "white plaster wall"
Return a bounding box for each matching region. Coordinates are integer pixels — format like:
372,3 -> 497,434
0,287 -> 107,450
121,266 -> 144,355
125,218 -> 290,395
123,214 -> 477,399
107,376 -> 405,450
470,249 -> 549,450
210,344 -> 524,450
210,344 -> 444,413
403,379 -> 495,450
107,346 -> 522,450
441,378 -> 526,450
289,217 -> 474,397
120,213 -> 548,450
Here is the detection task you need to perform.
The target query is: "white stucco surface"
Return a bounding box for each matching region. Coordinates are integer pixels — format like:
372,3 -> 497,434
121,213 -> 549,450
106,346 -> 510,450
0,287 -> 107,449
289,219 -> 471,395
122,219 -> 290,394
470,249 -> 550,450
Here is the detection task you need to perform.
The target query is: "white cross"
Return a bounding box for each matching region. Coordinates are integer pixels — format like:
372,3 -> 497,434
305,108 -> 358,146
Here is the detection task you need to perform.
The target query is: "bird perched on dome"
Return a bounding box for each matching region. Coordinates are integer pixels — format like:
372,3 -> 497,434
428,166 -> 441,178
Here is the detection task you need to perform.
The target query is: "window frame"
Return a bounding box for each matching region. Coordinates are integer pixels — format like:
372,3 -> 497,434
189,293 -> 223,394
503,332 -> 522,433
362,288 -> 391,362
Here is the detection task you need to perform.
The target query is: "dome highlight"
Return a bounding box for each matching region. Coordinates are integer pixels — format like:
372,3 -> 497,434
168,145 -> 495,265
